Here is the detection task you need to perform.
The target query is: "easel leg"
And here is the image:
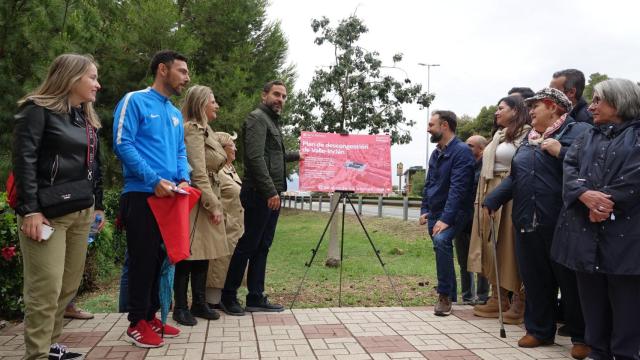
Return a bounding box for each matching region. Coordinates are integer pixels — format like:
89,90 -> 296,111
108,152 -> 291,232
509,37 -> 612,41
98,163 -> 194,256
290,192 -> 345,309
346,196 -> 404,306
338,194 -> 346,307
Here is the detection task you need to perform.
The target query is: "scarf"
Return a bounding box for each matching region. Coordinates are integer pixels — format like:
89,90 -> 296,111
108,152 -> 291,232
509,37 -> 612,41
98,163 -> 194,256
480,125 -> 531,180
528,114 -> 568,145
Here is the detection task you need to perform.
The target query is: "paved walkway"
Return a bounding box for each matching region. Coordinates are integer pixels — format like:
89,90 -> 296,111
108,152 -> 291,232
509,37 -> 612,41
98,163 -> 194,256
0,305 -> 575,360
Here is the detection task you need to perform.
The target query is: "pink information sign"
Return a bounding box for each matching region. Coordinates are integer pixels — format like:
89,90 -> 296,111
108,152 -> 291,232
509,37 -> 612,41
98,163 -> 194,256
299,132 -> 392,194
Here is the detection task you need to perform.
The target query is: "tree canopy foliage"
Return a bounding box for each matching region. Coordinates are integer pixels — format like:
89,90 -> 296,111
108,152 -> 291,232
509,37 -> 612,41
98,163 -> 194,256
283,15 -> 432,145
0,0 -> 291,188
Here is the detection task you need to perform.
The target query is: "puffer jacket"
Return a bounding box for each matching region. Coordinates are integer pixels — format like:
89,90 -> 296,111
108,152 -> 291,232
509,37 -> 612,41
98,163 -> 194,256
483,117 -> 591,232
12,102 -> 103,216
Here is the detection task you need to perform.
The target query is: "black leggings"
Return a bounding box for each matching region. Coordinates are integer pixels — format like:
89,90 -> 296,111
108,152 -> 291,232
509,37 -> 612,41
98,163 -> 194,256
174,259 -> 208,308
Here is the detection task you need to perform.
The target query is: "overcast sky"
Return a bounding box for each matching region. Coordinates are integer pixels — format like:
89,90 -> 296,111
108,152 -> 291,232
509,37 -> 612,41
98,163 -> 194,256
267,0 -> 640,187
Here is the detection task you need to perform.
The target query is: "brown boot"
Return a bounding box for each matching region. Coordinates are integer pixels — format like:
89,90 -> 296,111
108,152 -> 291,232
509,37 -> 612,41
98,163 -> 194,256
503,289 -> 525,325
434,293 -> 452,317
473,286 -> 509,318
517,334 -> 554,348
570,343 -> 591,360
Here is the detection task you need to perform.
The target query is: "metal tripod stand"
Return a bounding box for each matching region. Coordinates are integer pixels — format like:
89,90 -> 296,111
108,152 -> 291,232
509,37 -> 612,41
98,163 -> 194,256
290,190 -> 403,309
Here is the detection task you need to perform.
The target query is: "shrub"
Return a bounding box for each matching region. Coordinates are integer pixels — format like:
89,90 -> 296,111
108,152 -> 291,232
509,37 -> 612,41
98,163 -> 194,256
0,188 -> 127,317
0,192 -> 23,319
78,188 -> 126,294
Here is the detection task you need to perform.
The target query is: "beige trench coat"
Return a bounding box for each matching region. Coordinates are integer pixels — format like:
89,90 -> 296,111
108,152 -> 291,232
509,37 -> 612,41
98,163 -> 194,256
467,137 -> 525,293
207,165 -> 245,288
184,121 -> 229,261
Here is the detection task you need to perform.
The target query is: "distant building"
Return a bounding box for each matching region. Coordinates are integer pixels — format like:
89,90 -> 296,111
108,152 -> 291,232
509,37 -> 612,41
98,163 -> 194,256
403,166 -> 424,194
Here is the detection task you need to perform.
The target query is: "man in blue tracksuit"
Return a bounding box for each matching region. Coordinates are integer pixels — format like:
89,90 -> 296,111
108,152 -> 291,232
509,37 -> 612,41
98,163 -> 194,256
113,50 -> 190,348
420,110 -> 475,316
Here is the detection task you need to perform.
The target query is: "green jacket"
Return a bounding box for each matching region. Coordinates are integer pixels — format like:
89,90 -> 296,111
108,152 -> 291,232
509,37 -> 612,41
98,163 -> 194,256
242,103 -> 299,198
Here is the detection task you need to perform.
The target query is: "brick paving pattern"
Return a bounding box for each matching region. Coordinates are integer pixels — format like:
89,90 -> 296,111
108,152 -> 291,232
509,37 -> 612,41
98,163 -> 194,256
0,305 -> 576,359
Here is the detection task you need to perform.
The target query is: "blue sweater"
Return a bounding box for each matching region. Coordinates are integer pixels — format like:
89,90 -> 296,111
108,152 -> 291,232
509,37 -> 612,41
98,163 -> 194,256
113,87 -> 190,194
421,136 -> 475,226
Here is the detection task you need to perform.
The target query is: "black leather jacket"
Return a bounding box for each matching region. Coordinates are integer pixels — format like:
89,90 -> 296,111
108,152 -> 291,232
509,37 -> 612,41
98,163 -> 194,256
12,102 -> 104,216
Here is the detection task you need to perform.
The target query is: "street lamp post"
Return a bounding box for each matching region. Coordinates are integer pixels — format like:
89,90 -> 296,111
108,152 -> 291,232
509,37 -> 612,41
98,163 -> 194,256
418,63 -> 440,174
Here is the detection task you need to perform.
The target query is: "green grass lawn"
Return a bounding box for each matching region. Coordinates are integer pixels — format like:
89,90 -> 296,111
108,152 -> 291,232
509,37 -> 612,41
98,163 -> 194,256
78,208 -> 440,312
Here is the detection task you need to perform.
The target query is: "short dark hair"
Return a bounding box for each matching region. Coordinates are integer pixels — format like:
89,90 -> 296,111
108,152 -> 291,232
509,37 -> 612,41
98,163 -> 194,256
150,50 -> 188,76
263,80 -> 286,93
432,110 -> 458,133
508,87 -> 535,99
553,69 -> 586,100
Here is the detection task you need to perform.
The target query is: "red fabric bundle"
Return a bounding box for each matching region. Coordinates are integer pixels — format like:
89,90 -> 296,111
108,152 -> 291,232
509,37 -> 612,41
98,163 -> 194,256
147,186 -> 201,264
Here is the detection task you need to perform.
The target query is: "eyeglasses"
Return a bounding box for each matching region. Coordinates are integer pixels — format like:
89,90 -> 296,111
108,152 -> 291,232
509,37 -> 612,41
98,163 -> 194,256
591,96 -> 602,106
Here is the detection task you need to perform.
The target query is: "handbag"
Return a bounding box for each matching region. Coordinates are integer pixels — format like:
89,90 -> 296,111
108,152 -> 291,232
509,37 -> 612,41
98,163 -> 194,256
36,108 -> 97,218
38,178 -> 95,218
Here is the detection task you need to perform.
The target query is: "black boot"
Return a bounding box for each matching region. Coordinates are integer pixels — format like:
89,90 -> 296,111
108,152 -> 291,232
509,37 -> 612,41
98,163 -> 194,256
173,261 -> 197,326
190,260 -> 220,320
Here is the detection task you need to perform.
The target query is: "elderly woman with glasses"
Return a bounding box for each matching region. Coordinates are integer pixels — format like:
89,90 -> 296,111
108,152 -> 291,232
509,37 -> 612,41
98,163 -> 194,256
552,78 -> 640,360
205,132 -> 245,309
483,88 -> 591,358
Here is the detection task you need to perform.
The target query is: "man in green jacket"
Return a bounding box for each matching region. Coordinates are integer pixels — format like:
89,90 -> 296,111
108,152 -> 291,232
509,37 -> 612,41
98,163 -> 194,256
221,80 -> 300,315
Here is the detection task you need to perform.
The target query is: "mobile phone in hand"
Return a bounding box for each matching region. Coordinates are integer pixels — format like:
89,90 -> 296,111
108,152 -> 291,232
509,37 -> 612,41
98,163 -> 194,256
41,224 -> 55,240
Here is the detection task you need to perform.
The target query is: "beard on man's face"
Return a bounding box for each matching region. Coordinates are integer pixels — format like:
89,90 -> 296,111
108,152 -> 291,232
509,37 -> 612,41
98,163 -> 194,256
429,131 -> 443,143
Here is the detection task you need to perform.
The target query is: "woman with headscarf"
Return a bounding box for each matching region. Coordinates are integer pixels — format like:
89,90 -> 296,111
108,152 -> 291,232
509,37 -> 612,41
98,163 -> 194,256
552,79 -> 640,360
173,85 -> 229,325
205,132 -> 245,308
13,53 -> 104,360
484,88 -> 590,358
468,95 -> 530,324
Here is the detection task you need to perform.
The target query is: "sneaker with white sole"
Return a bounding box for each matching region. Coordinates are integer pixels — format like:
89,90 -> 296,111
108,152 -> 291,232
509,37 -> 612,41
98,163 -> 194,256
126,320 -> 164,348
147,316 -> 180,338
48,343 -> 84,360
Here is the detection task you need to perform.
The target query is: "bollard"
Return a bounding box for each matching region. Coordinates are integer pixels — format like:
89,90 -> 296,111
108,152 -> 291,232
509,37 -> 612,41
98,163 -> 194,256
403,195 -> 409,221
377,195 -> 383,217
308,195 -> 313,210
294,195 -> 298,209
319,195 -> 323,212
358,195 -> 363,215
288,195 -> 292,208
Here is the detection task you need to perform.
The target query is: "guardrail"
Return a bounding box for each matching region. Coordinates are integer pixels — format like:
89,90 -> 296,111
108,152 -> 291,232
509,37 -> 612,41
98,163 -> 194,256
280,194 -> 421,221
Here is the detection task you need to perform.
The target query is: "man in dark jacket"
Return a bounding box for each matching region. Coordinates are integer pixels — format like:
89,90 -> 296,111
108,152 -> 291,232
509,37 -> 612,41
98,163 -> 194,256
221,80 -> 300,316
454,135 -> 489,304
419,110 -> 475,316
550,69 -> 593,124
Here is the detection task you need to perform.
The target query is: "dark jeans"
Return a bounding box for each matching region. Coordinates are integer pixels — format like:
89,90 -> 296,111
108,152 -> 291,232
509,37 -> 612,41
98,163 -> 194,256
427,214 -> 470,301
121,192 -> 163,325
222,187 -> 280,303
454,230 -> 489,302
515,226 -> 584,344
576,271 -> 640,360
118,251 -> 129,313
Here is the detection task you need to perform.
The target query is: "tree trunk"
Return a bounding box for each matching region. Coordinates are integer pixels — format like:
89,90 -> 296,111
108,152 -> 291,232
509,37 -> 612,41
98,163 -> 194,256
325,192 -> 341,267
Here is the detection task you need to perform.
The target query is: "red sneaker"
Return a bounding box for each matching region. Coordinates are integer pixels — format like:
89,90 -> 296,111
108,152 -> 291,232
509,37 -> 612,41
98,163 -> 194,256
148,316 -> 180,338
126,320 -> 164,348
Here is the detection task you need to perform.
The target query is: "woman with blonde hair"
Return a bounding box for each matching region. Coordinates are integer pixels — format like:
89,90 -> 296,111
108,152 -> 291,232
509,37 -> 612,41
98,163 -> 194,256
173,85 -> 229,325
13,53 -> 104,360
205,132 -> 245,308
468,95 -> 530,324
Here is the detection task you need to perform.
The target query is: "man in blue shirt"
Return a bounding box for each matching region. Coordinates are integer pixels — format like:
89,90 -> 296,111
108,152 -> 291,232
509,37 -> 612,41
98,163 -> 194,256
113,50 -> 190,348
419,110 -> 475,316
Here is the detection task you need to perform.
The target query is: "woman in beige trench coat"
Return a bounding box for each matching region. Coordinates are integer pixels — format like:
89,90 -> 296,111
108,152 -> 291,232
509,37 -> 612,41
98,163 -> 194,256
173,85 -> 229,326
468,95 -> 530,324
205,132 -> 245,307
